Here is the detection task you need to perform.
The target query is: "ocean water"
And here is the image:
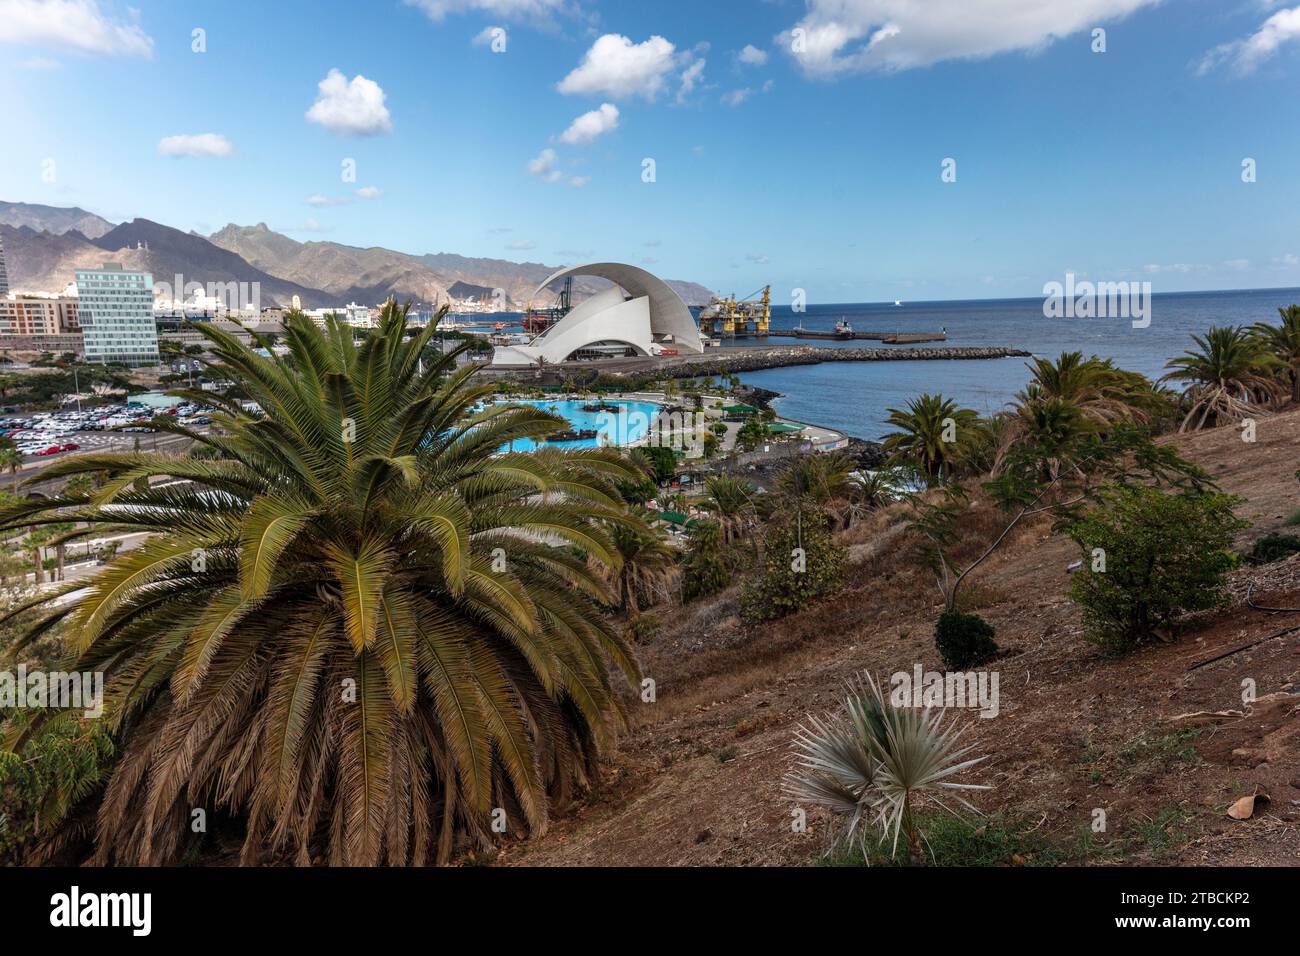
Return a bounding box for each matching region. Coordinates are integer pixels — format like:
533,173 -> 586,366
730,288 -> 1300,441
498,399 -> 661,452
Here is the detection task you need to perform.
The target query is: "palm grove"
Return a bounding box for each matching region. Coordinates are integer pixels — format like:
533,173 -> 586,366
1,303 -> 1296,865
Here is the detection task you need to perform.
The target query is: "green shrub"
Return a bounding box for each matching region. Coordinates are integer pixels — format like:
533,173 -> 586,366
1067,487 -> 1245,653
1284,508 -> 1300,527
934,610 -> 998,669
741,513 -> 845,623
0,712 -> 114,864
1246,532 -> 1300,565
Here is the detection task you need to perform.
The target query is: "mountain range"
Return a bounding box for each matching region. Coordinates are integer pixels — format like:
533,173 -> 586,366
0,201 -> 715,309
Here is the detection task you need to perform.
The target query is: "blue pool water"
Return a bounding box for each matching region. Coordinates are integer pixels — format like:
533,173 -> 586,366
497,399 -> 662,453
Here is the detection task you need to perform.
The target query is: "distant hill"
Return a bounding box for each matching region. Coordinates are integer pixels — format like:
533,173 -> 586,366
2,201 -> 717,309
0,201 -> 114,239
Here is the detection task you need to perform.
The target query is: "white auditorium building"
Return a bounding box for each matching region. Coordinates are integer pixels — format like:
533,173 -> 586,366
490,262 -> 702,367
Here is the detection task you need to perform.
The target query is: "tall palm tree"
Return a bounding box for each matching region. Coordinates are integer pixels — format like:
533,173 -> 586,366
605,515 -> 679,616
0,303 -> 644,866
702,475 -> 756,544
1251,304 -> 1300,403
1163,325 -> 1283,431
1016,351 -> 1156,424
775,452 -> 858,528
881,394 -> 978,486
0,444 -> 22,492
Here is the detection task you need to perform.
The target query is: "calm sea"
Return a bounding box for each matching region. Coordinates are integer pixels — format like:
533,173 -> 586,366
726,288 -> 1300,441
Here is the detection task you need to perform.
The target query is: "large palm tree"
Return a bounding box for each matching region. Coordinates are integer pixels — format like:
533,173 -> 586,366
605,514 -> 679,616
702,475 -> 757,544
881,394 -> 978,486
0,303 -> 644,865
1163,325 -> 1284,430
1251,304 -> 1300,403
1016,351 -> 1156,425
0,445 -> 22,493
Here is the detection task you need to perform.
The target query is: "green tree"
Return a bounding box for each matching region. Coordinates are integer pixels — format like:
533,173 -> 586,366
741,510 -> 845,623
681,519 -> 730,603
1067,486 -> 1245,652
0,302 -> 643,866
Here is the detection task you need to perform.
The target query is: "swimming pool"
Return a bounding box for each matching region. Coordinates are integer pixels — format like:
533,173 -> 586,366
496,399 -> 662,452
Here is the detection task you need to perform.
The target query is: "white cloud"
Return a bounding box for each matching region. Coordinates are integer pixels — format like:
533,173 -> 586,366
17,55 -> 60,68
306,193 -> 350,207
405,0 -> 568,25
559,33 -> 678,100
780,0 -> 1159,76
305,69 -> 393,136
0,0 -> 153,57
355,186 -> 383,199
746,253 -> 770,264
738,43 -> 768,66
157,133 -> 233,158
1199,5 -> 1300,75
507,239 -> 537,250
1275,253 -> 1300,268
644,239 -> 661,247
289,218 -> 331,234
472,24 -> 506,46
527,147 -> 563,183
721,88 -> 752,107
559,103 -> 619,145
677,57 -> 706,103
568,175 -> 591,187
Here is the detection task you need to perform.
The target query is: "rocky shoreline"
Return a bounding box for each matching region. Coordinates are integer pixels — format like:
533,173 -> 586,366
650,344 -> 1030,379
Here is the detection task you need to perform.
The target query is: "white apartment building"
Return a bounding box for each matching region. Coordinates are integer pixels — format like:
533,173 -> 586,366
74,263 -> 160,365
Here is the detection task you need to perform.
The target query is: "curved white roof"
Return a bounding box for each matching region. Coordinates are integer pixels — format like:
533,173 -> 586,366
491,261 -> 701,367
534,262 -> 702,354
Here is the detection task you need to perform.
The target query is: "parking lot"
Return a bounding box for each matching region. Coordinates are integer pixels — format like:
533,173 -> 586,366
1,402 -> 214,463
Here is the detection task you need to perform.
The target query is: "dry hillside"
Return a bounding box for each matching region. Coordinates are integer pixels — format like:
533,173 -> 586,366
500,409 -> 1300,867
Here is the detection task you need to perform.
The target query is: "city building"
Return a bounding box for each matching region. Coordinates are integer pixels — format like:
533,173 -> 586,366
0,287 -> 80,335
490,262 -> 702,367
0,232 -> 8,296
74,263 -> 160,365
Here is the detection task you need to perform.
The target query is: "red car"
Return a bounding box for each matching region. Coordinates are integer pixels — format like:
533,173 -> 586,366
36,445 -> 62,456
60,442 -> 80,452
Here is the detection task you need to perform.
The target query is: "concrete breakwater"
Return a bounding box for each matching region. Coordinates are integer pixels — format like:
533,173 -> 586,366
646,344 -> 1031,379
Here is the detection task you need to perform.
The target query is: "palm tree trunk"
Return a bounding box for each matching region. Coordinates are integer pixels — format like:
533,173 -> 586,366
30,547 -> 42,584
56,542 -> 65,581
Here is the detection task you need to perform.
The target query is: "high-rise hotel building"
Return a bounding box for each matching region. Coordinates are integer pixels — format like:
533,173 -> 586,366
0,232 -> 9,296
74,263 -> 160,365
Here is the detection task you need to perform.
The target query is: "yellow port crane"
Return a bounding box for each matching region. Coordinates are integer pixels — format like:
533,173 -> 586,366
698,285 -> 770,339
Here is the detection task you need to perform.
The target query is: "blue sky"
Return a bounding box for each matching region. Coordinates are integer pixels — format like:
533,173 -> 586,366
3,0 -> 1300,303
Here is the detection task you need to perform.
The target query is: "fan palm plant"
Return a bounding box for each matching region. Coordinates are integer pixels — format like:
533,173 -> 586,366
784,672 -> 989,863
1251,304 -> 1300,403
881,394 -> 978,486
0,303 -> 645,866
1163,325 -> 1284,430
